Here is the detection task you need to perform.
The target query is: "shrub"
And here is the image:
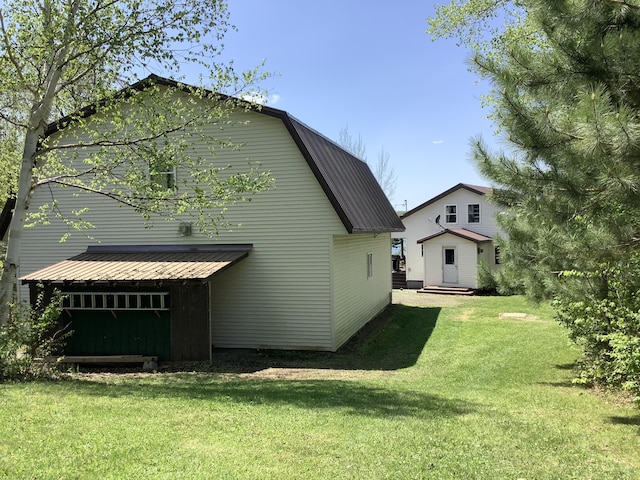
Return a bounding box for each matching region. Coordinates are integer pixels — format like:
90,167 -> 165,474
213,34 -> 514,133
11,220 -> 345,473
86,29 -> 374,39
0,290 -> 70,381
477,261 -> 498,293
554,254 -> 640,401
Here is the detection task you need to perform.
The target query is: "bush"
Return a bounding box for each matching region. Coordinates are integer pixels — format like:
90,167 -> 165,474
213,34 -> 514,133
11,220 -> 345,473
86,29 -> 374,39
477,261 -> 498,293
554,255 -> 640,401
0,290 -> 70,381
477,261 -> 522,296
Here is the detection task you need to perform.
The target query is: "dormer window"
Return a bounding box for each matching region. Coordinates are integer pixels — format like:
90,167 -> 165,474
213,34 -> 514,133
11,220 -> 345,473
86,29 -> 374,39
468,204 -> 480,223
445,205 -> 457,223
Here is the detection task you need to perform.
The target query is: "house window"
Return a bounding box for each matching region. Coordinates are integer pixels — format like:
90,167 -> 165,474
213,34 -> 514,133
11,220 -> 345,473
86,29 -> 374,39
445,205 -> 457,223
149,158 -> 176,191
367,252 -> 373,278
494,246 -> 501,265
468,204 -> 480,223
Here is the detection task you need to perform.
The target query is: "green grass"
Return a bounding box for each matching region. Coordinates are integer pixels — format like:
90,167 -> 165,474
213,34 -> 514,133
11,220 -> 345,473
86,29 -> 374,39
2,293 -> 640,479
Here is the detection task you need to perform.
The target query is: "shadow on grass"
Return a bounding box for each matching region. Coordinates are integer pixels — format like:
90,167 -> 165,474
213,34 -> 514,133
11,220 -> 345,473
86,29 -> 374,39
536,363 -> 582,388
63,376 -> 476,419
51,305 -> 458,419
607,416 -> 640,426
555,362 -> 579,371
205,304 -> 440,373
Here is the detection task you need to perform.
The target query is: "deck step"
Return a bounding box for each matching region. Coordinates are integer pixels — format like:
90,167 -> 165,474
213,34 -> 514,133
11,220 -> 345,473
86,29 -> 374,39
417,285 -> 476,296
392,271 -> 407,289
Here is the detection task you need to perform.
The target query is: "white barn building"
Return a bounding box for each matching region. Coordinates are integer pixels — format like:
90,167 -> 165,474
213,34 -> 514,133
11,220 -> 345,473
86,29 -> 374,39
17,76 -> 405,360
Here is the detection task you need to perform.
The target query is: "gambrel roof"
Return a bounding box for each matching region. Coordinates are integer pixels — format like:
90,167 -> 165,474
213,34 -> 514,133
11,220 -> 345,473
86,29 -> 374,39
283,116 -> 403,233
402,183 -> 492,220
45,75 -> 404,235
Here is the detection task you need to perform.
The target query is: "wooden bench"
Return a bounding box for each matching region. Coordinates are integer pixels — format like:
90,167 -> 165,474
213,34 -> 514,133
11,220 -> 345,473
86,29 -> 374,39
52,355 -> 158,371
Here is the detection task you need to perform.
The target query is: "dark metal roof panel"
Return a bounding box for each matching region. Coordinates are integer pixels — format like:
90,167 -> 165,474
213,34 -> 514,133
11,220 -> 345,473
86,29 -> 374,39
20,244 -> 252,283
285,117 -> 405,234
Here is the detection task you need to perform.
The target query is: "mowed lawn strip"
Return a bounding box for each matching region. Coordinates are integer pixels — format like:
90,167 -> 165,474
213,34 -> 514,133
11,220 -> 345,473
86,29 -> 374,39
1,293 -> 639,479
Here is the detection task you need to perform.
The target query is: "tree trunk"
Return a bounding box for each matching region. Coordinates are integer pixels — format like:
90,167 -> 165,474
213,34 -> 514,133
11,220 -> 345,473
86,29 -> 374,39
0,128 -> 40,324
0,19 -> 69,323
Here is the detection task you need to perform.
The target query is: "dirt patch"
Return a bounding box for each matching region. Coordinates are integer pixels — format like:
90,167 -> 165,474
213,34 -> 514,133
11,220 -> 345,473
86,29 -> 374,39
499,312 -> 540,321
68,367 -> 393,382
392,289 -> 468,308
459,308 -> 476,321
236,368 -> 394,381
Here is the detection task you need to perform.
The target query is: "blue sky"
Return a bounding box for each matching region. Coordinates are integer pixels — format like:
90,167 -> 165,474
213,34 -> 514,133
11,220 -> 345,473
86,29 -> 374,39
211,1 -> 501,211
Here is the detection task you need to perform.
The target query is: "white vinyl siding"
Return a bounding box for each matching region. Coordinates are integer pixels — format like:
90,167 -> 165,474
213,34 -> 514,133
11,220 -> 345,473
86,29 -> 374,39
395,187 -> 504,287
20,100 -> 351,350
423,234 -> 481,289
477,241 -> 496,270
332,233 -> 391,350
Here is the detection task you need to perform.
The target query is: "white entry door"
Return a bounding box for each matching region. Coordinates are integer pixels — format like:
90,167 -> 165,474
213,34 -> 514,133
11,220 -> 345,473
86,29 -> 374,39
443,247 -> 458,283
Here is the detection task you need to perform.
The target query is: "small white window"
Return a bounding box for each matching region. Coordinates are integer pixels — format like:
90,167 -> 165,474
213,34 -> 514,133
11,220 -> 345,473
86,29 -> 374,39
445,205 -> 457,223
149,158 -> 176,191
468,204 -> 480,223
367,252 -> 373,278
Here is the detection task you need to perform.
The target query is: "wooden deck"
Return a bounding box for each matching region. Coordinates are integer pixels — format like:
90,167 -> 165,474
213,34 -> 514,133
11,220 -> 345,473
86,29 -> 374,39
417,285 -> 476,296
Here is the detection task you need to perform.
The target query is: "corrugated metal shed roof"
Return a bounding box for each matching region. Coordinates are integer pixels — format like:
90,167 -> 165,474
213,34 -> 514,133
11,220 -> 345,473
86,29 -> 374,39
20,244 -> 252,284
417,228 -> 492,244
402,183 -> 492,219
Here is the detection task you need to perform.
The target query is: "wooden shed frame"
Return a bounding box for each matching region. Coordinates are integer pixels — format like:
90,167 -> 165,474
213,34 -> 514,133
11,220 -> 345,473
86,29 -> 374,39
22,244 -> 252,361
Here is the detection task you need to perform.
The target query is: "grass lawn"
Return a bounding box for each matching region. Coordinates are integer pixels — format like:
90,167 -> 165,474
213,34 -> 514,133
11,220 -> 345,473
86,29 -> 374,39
2,292 -> 640,479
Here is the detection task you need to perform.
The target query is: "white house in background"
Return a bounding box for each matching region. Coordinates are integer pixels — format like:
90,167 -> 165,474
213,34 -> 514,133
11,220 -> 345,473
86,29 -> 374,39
392,183 -> 504,290
17,75 -> 405,361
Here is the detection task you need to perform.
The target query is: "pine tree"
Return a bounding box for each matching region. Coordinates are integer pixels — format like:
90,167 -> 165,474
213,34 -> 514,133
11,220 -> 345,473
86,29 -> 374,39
468,0 -> 640,395
473,1 -> 640,294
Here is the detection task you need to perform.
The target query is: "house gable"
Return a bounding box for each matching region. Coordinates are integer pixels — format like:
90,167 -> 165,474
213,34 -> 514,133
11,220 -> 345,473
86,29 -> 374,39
401,183 -> 492,220
43,75 -> 403,235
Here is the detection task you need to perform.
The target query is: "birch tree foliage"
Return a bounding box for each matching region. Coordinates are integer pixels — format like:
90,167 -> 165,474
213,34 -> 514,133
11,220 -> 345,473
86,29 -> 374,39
0,0 -> 273,323
427,0 -> 541,117
427,0 -> 538,63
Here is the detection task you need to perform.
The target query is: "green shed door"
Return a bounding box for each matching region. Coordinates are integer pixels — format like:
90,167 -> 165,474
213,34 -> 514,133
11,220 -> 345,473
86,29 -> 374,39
65,310 -> 171,360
